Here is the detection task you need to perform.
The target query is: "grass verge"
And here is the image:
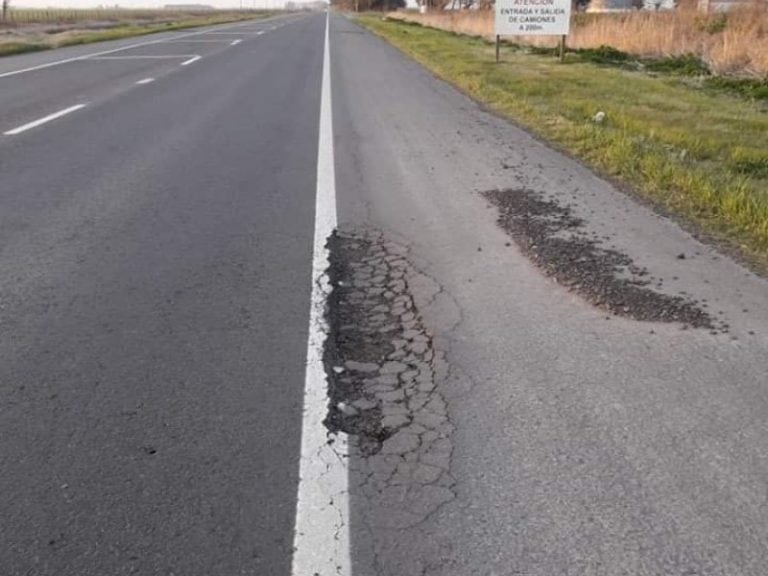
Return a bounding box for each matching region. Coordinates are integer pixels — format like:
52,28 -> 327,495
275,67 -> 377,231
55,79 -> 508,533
385,8 -> 768,78
357,15 -> 768,270
0,41 -> 48,56
0,12 -> 275,58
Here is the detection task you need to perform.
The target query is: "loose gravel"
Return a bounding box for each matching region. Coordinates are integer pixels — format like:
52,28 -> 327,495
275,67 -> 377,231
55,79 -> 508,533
484,188 -> 718,329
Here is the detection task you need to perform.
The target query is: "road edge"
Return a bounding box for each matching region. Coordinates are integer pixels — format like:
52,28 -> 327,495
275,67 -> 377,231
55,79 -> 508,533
291,12 -> 351,576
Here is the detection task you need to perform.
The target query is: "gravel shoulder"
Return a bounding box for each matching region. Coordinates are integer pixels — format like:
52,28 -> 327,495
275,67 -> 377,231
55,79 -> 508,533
357,15 -> 768,273
331,14 -> 768,576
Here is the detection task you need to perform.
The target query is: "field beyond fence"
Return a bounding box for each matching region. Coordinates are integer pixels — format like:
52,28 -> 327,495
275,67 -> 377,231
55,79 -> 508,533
388,4 -> 768,77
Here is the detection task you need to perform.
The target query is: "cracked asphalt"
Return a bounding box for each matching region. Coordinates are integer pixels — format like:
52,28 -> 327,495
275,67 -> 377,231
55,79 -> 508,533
324,229 -> 456,536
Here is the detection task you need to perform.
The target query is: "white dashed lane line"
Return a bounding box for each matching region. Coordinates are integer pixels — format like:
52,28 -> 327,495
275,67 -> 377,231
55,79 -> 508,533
163,39 -> 234,43
1,17 -> 292,137
3,104 -> 87,136
88,55 -> 198,61
180,56 -> 202,66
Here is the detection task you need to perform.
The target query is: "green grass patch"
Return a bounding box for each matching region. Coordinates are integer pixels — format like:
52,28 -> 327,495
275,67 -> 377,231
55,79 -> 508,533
644,53 -> 710,76
577,45 -> 631,66
528,45 -> 710,76
358,15 -> 768,269
0,41 -> 50,57
704,76 -> 768,101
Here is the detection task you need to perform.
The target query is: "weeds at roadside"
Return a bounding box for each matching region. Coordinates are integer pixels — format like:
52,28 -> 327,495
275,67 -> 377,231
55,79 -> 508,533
0,41 -> 48,56
704,77 -> 768,102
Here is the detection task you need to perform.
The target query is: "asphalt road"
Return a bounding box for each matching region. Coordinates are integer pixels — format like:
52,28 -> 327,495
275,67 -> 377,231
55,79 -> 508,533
2,10 -> 768,576
1,13 -> 321,576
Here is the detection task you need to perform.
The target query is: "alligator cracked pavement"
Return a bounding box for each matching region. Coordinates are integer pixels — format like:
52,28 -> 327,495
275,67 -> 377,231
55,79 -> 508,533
323,229 -> 459,573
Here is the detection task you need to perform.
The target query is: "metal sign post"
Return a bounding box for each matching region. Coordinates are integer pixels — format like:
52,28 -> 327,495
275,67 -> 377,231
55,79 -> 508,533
559,34 -> 566,62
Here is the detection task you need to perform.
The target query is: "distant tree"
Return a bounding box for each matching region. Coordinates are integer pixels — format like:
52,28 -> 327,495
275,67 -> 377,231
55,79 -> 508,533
2,0 -> 9,23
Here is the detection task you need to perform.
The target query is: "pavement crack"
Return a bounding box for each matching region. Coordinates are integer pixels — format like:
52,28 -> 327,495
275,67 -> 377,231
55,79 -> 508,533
321,227 -> 458,547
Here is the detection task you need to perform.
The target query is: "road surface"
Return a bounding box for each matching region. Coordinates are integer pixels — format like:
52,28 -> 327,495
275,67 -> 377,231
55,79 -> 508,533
1,10 -> 768,576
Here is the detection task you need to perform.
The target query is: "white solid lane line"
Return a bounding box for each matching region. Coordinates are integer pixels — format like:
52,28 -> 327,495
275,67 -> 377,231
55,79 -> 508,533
291,12 -> 351,576
180,56 -> 201,66
136,78 -> 154,84
230,39 -> 242,46
257,31 -> 265,35
4,104 -> 87,136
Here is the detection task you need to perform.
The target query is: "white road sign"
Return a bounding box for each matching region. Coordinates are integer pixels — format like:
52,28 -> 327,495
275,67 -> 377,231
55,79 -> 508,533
495,0 -> 572,36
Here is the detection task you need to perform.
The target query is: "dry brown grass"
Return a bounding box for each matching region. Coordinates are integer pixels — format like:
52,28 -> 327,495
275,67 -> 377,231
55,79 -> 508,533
388,3 -> 768,76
